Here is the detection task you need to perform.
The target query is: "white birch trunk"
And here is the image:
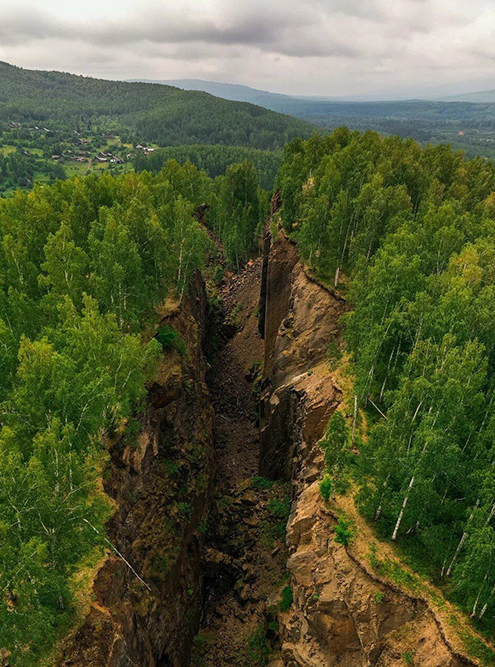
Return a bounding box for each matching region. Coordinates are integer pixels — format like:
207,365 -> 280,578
446,499 -> 479,577
352,395 -> 358,446
392,475 -> 415,541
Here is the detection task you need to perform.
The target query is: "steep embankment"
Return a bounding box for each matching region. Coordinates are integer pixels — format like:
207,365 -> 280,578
259,218 -> 476,666
56,274 -> 214,667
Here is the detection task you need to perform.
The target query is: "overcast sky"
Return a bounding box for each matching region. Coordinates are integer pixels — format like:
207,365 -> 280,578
1,0 -> 495,97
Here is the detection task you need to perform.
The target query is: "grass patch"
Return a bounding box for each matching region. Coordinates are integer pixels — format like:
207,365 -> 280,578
457,626 -> 495,666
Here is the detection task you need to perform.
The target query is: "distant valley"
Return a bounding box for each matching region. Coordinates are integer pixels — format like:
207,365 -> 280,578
138,78 -> 495,160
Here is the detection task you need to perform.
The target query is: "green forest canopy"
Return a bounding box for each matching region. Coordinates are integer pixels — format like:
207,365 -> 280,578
0,159 -> 266,665
277,128 -> 495,633
133,144 -> 282,191
0,61 -> 312,151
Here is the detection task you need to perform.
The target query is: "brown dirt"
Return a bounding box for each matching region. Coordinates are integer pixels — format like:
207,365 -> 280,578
192,258 -> 288,667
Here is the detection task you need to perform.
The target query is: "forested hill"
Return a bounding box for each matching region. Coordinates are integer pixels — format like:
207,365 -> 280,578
0,61 -> 312,150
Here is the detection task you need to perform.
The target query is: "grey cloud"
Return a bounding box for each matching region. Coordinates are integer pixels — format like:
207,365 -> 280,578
0,2 -> 359,58
1,0 -> 495,97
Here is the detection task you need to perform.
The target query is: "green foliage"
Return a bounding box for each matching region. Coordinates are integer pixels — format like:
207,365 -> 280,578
251,475 -> 274,490
0,161 -> 238,663
134,144 -> 283,190
278,129 -> 495,633
213,264 -> 224,284
0,148 -> 36,193
0,61 -> 311,152
212,161 -> 268,267
267,496 -> 291,520
279,585 -> 294,612
0,62 -> 312,196
374,591 -> 385,604
246,623 -> 270,666
403,651 -> 415,665
157,326 -> 187,356
319,474 -> 333,502
334,516 -> 354,546
320,412 -> 351,487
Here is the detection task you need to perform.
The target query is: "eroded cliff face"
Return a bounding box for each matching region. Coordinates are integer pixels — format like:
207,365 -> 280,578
58,273 -> 214,667
259,227 -> 475,667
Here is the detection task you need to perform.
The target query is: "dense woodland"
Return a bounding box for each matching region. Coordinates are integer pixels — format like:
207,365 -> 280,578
277,129 -> 495,632
133,144 -> 282,190
0,62 -> 310,151
261,96 -> 495,159
0,160 -> 266,665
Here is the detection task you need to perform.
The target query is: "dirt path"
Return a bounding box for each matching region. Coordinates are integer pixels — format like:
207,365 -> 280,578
191,259 -> 287,667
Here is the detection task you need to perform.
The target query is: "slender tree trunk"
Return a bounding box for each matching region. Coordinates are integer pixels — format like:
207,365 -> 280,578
446,499 -> 479,576
352,395 -> 358,446
485,500 -> 495,526
392,475 -> 415,541
478,584 -> 495,619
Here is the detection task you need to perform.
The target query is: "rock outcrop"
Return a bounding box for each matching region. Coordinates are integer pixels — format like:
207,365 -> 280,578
58,273 -> 214,667
259,227 -> 475,666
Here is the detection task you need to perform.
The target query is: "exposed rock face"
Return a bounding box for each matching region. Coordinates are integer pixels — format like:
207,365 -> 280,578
259,230 -> 474,667
58,273 -> 214,667
283,483 -> 472,667
259,224 -> 344,482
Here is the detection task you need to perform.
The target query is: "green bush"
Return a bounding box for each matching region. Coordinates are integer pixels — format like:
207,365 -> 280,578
156,325 -> 187,356
213,264 -> 224,284
251,475 -> 274,490
267,496 -> 290,519
279,585 -> 293,612
319,474 -> 332,501
334,516 -> 354,546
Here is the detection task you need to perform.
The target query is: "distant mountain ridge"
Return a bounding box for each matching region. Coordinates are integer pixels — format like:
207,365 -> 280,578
440,89 -> 495,103
130,77 -> 495,105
